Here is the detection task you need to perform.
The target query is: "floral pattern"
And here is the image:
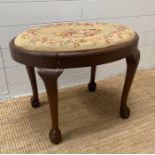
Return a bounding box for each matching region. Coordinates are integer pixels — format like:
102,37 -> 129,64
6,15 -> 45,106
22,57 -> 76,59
14,22 -> 136,52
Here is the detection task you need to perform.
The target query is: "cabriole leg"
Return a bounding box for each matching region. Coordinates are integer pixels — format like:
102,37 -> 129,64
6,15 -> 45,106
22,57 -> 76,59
120,50 -> 140,119
88,65 -> 96,92
26,66 -> 40,108
38,68 -> 63,144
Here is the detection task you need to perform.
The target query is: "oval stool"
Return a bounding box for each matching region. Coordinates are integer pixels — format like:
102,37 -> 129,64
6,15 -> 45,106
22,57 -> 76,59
10,22 -> 140,144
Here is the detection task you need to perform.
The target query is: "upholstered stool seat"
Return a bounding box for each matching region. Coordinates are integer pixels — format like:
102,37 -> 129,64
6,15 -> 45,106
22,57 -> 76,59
15,22 -> 136,52
10,22 -> 140,145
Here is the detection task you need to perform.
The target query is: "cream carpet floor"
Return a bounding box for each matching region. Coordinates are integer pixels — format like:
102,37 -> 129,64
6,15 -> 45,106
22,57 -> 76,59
0,69 -> 155,153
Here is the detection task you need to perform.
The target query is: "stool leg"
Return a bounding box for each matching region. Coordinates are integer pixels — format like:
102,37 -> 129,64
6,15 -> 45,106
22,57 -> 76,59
38,68 -> 63,144
120,50 -> 140,119
26,66 -> 40,108
88,65 -> 96,92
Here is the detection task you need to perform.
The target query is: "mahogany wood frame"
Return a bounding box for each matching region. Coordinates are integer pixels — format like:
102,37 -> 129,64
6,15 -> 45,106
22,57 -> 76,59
10,34 -> 140,144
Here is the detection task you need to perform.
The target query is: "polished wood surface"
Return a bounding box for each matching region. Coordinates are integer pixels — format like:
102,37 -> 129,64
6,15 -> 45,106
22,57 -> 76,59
26,66 -> 40,107
38,68 -> 63,144
88,66 -> 96,92
10,34 -> 140,144
120,50 -> 140,118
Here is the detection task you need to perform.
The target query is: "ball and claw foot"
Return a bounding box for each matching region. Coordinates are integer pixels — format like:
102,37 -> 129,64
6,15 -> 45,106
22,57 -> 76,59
30,96 -> 40,108
50,129 -> 62,144
120,106 -> 130,119
88,82 -> 96,92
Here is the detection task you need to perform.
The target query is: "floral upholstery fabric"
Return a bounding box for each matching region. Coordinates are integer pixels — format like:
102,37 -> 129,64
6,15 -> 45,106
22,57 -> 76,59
14,22 -> 136,52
